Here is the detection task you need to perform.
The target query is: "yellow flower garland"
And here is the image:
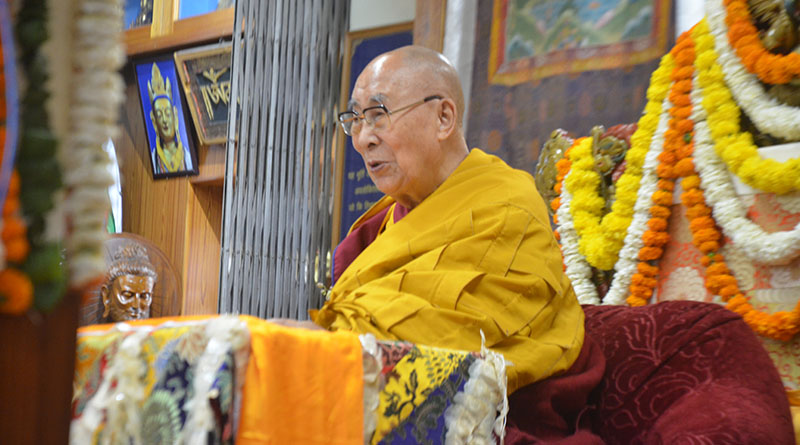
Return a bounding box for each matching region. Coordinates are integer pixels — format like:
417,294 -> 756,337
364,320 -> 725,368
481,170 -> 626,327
565,53 -> 675,271
693,19 -> 800,195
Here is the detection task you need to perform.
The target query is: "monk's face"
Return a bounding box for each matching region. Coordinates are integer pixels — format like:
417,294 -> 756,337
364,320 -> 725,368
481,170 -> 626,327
349,55 -> 446,209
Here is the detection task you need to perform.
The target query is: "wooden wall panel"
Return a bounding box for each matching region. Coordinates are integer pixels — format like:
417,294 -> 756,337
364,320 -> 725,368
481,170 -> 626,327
414,0 -> 447,51
183,183 -> 222,314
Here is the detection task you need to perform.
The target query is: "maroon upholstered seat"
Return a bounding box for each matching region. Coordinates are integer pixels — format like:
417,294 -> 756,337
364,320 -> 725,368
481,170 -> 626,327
584,301 -> 794,444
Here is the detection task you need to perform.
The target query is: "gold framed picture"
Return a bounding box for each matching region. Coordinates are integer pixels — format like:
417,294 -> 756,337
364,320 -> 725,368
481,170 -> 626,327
174,42 -> 232,146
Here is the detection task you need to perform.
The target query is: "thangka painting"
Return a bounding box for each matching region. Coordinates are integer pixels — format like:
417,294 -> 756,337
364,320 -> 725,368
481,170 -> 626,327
490,0 -> 672,85
466,0 -> 673,175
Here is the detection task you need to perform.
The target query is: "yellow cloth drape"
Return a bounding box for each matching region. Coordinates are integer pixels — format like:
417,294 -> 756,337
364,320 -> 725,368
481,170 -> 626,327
236,317 -> 364,445
313,148 -> 584,393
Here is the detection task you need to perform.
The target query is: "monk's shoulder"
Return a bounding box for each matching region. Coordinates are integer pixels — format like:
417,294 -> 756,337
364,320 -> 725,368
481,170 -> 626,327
478,159 -> 544,212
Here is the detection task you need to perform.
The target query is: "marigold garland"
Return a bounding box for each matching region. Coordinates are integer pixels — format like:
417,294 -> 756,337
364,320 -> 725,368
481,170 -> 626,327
562,55 -> 674,272
682,166 -> 800,341
627,30 -> 696,307
705,0 -> 800,141
552,56 -> 674,305
0,170 -> 32,315
0,267 -> 33,315
693,19 -> 800,195
723,0 -> 800,84
674,21 -> 800,340
691,21 -> 800,266
553,137 -> 603,304
2,171 -> 28,263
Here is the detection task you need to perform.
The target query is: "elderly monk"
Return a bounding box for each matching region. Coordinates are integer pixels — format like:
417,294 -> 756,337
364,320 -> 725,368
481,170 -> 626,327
307,46 -> 604,443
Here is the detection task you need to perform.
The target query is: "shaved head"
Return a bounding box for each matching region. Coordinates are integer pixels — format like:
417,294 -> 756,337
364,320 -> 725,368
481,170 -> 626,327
362,46 -> 465,128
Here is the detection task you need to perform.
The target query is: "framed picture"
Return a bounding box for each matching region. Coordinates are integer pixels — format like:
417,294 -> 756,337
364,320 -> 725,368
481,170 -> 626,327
174,42 -> 232,146
134,56 -> 198,179
332,22 -> 413,247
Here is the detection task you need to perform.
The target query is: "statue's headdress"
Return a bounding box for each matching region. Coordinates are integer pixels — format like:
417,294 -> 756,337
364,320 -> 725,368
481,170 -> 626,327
148,62 -> 172,105
106,243 -> 156,282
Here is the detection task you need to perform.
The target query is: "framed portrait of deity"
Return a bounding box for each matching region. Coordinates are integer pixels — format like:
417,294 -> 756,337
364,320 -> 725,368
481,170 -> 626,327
134,56 -> 198,179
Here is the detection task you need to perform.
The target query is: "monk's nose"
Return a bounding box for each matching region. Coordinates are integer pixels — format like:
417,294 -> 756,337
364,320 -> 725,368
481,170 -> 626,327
354,126 -> 378,153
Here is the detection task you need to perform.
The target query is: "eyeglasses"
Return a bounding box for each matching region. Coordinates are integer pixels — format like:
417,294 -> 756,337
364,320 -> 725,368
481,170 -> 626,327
338,95 -> 443,136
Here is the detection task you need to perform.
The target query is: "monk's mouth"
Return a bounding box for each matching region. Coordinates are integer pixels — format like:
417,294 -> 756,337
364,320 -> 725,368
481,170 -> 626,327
368,161 -> 387,173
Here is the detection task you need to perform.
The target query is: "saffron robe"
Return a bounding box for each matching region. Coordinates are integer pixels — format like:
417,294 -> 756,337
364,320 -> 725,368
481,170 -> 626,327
313,148 -> 584,393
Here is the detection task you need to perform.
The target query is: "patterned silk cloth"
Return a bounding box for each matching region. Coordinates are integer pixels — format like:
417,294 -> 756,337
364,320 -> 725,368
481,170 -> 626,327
659,194 -> 800,391
71,316 -> 249,444
70,316 -> 508,444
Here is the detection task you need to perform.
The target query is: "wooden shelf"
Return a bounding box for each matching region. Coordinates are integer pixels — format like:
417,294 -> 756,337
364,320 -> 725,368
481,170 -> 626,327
190,175 -> 224,187
124,8 -> 234,57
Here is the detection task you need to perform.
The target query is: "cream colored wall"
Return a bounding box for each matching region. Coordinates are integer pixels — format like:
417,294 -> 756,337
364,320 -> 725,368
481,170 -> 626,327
676,0 -> 705,37
350,0 -> 415,31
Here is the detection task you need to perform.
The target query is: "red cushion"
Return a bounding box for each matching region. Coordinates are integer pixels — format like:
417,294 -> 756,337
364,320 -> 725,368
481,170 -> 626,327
583,301 -> 794,444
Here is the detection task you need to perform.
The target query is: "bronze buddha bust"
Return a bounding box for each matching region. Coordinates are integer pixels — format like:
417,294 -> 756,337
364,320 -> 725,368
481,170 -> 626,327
100,244 -> 157,322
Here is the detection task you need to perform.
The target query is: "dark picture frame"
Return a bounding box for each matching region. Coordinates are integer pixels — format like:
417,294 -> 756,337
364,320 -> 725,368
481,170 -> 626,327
174,42 -> 232,146
134,55 -> 198,179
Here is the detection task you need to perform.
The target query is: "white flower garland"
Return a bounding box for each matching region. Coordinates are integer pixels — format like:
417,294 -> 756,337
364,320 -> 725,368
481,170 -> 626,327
556,175 -> 600,304
691,73 -> 800,265
602,94 -> 671,305
182,316 -> 250,444
359,334 -> 382,444
443,332 -> 508,444
704,0 -> 800,141
64,0 -> 125,287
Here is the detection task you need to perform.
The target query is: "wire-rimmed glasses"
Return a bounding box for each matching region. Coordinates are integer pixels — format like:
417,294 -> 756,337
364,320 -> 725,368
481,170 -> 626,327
337,95 -> 443,136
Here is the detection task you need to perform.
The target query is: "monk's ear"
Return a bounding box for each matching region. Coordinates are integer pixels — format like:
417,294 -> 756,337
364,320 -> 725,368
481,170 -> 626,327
436,98 -> 458,140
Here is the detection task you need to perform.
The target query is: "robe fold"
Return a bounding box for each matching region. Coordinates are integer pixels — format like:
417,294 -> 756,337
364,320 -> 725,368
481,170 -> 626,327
313,148 -> 584,393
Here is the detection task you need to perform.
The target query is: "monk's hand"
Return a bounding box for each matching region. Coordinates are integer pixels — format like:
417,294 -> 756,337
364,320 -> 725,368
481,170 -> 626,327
268,318 -> 324,330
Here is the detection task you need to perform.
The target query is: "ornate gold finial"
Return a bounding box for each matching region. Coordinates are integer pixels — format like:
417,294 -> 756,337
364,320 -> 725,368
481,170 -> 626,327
148,62 -> 172,105
107,243 -> 156,282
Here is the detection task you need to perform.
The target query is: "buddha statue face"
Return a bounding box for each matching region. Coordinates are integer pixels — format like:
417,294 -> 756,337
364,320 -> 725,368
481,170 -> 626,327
101,274 -> 155,321
152,97 -> 176,143
101,243 -> 158,322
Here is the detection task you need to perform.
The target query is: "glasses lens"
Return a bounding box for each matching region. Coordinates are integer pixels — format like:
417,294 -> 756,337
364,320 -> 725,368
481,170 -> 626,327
339,112 -> 358,135
364,107 -> 389,131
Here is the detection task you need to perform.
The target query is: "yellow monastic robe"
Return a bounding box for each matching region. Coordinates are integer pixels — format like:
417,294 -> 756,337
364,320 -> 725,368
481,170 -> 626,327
313,148 -> 584,393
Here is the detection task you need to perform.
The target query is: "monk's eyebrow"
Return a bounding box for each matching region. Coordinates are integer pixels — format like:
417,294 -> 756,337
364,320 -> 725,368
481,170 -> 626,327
370,93 -> 388,105
347,93 -> 388,111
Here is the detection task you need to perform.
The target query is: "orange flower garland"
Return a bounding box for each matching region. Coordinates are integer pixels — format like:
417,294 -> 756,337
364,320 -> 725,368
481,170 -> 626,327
682,168 -> 800,341
724,0 -> 800,84
2,171 -> 28,262
0,170 -> 33,315
551,142 -> 577,241
0,267 -> 33,315
627,31 -> 696,307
